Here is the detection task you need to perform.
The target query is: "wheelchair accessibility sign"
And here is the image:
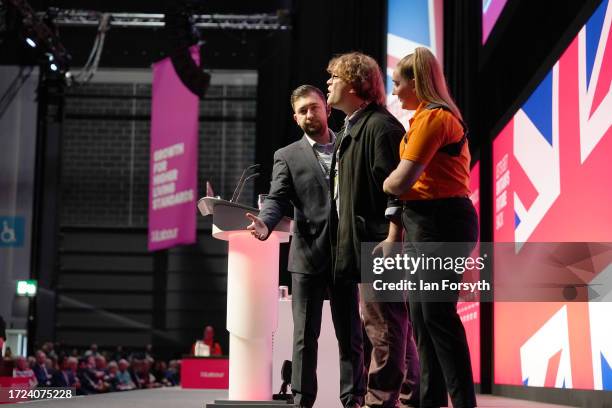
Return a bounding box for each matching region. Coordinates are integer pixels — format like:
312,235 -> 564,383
0,216 -> 25,247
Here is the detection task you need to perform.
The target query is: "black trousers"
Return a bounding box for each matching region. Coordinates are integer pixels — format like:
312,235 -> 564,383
402,197 -> 479,408
291,272 -> 366,407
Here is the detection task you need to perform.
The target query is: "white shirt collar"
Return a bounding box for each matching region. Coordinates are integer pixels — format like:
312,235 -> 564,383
305,129 -> 335,147
343,102 -> 369,131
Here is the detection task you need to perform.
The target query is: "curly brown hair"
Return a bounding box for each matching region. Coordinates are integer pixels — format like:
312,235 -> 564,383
326,52 -> 386,106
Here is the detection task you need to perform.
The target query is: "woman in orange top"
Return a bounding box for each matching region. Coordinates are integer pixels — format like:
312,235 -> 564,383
383,47 -> 478,408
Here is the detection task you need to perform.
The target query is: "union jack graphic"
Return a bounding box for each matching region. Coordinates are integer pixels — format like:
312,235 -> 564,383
385,0 -> 443,128
493,0 -> 612,391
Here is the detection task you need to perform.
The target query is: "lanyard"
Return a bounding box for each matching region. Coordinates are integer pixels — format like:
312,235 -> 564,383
312,146 -> 331,178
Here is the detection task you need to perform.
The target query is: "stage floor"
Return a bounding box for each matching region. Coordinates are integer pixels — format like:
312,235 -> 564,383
19,387 -> 576,408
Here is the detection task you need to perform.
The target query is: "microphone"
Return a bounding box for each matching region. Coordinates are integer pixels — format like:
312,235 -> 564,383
233,173 -> 260,204
230,164 -> 261,203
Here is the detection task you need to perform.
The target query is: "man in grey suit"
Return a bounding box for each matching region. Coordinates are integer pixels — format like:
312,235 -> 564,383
246,85 -> 365,408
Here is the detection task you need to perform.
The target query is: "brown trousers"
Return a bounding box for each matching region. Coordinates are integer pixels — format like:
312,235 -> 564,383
360,285 -> 420,408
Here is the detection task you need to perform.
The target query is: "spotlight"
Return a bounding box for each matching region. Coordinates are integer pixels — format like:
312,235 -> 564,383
50,63 -> 58,71
64,71 -> 73,86
25,37 -> 36,48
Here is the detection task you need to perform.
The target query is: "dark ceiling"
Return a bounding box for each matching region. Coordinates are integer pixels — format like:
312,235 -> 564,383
28,0 -> 287,14
0,0 -> 292,69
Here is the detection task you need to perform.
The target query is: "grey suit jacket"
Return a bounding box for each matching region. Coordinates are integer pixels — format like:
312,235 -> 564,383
258,134 -> 332,275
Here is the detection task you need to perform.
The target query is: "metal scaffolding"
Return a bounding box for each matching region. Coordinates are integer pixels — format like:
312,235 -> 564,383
41,10 -> 291,31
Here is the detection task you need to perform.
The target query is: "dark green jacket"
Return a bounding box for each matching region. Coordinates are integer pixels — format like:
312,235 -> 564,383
329,103 -> 405,282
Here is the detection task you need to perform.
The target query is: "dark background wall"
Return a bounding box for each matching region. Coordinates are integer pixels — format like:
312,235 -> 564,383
51,77 -> 256,358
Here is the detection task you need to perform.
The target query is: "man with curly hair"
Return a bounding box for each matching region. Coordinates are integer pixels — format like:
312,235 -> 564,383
326,52 -> 420,408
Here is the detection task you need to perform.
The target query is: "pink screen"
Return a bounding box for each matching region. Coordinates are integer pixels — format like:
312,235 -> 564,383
492,0 -> 612,390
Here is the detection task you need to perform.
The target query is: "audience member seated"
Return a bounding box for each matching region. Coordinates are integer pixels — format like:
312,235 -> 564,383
13,356 -> 38,387
133,358 -> 161,389
41,342 -> 58,361
77,357 -> 109,395
32,351 -> 53,386
129,358 -> 143,389
105,361 -> 120,391
52,356 -> 79,389
116,359 -> 136,391
192,325 -> 223,356
94,355 -> 107,379
166,360 -> 180,385
84,343 -> 100,357
46,355 -> 58,374
11,343 -> 180,395
152,360 -> 172,387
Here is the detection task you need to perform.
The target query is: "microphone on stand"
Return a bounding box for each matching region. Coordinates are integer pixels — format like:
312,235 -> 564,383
230,164 -> 261,203
233,173 -> 260,204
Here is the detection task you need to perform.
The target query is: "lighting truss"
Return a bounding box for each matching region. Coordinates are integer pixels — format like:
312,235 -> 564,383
41,10 -> 291,31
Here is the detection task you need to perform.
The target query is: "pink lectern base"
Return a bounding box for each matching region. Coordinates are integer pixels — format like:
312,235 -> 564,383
224,232 -> 286,400
198,197 -> 291,407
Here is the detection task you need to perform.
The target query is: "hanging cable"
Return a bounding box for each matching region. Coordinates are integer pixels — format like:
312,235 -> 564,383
72,12 -> 110,84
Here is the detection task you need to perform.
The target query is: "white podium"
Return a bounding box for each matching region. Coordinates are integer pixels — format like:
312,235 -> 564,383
198,197 -> 292,407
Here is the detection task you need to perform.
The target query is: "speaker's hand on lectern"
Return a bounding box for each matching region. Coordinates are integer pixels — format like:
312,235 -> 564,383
245,213 -> 270,241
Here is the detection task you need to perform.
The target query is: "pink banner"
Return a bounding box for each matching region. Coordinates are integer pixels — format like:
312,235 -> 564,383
148,46 -> 200,251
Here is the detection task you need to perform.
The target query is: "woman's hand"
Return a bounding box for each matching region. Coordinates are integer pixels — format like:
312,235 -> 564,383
373,219 -> 403,257
372,238 -> 398,258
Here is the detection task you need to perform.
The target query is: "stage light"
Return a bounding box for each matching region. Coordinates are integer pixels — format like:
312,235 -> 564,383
164,3 -> 210,98
25,37 -> 36,47
50,63 -> 58,71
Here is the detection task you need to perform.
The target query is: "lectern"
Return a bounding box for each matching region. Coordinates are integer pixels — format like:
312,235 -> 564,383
198,197 -> 292,408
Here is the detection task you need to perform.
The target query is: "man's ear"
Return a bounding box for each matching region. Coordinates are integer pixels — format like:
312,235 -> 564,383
293,113 -> 298,124
326,104 -> 331,117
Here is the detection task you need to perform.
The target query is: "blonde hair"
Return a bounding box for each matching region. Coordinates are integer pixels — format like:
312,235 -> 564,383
396,47 -> 462,120
327,52 -> 386,106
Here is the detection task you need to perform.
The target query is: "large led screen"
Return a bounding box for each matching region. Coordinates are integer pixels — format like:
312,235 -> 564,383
386,0 -> 443,128
493,0 -> 612,390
